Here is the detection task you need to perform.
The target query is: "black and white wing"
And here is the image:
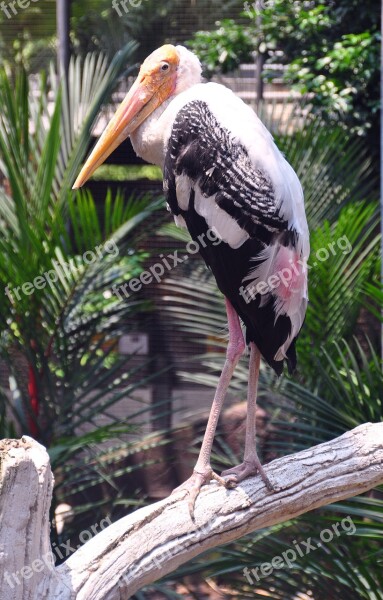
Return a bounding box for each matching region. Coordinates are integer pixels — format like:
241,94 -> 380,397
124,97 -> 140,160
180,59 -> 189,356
163,85 -> 309,374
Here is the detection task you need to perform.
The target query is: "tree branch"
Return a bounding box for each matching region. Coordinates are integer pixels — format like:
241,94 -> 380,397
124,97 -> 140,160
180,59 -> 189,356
1,422 -> 382,600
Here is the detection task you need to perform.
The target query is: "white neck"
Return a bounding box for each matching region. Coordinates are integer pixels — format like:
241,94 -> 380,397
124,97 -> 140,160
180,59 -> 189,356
130,96 -> 175,168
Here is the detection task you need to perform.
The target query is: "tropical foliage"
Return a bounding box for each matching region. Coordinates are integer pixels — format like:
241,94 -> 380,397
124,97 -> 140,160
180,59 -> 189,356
251,0 -> 379,136
186,18 -> 254,77
0,44 -> 169,542
188,0 -> 380,146
0,0 -> 56,70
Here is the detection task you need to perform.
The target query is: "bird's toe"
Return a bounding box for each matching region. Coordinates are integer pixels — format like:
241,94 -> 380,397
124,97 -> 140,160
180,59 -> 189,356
171,469 -> 212,518
172,467 -> 234,518
222,459 -> 274,491
221,462 -> 249,479
220,473 -> 239,488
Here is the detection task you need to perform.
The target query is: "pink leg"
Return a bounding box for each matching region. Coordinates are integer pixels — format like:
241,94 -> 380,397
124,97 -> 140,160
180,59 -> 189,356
172,298 -> 245,517
221,342 -> 273,490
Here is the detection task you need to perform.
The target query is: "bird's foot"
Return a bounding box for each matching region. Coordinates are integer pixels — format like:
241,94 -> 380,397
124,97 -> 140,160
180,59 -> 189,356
172,467 -> 236,519
221,455 -> 274,491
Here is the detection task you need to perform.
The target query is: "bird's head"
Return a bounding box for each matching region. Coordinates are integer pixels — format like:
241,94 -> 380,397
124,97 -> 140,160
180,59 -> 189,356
73,44 -> 201,189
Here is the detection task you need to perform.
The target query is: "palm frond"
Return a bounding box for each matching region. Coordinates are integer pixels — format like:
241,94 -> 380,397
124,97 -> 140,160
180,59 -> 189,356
258,99 -> 377,229
0,48 -> 168,536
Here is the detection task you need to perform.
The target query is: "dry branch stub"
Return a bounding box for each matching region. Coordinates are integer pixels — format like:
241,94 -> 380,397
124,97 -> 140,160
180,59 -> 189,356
0,437 -> 54,600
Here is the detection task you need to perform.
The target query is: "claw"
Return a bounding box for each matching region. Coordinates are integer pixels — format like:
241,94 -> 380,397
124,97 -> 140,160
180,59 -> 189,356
222,458 -> 275,492
212,471 -> 236,490
172,467 -> 234,519
172,470 -> 210,519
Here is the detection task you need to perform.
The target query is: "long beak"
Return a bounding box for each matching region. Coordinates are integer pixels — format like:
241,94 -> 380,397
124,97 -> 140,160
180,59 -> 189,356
73,75 -> 160,189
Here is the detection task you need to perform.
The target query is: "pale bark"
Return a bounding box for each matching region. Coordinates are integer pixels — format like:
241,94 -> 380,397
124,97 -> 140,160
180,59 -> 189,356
0,422 -> 382,600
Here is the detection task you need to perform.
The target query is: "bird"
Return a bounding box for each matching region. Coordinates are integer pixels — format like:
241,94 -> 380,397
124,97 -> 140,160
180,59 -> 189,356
73,44 -> 309,516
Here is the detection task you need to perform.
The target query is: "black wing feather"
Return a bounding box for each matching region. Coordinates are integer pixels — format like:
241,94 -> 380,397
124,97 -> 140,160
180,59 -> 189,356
164,99 -> 300,374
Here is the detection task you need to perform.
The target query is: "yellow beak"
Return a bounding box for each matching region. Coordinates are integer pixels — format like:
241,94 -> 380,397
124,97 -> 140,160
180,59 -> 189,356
73,75 -> 155,189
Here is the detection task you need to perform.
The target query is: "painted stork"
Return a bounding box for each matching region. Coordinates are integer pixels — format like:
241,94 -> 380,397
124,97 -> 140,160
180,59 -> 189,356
73,44 -> 309,515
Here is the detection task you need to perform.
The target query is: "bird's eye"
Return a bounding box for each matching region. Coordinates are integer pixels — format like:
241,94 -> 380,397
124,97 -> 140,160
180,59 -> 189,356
160,62 -> 169,71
